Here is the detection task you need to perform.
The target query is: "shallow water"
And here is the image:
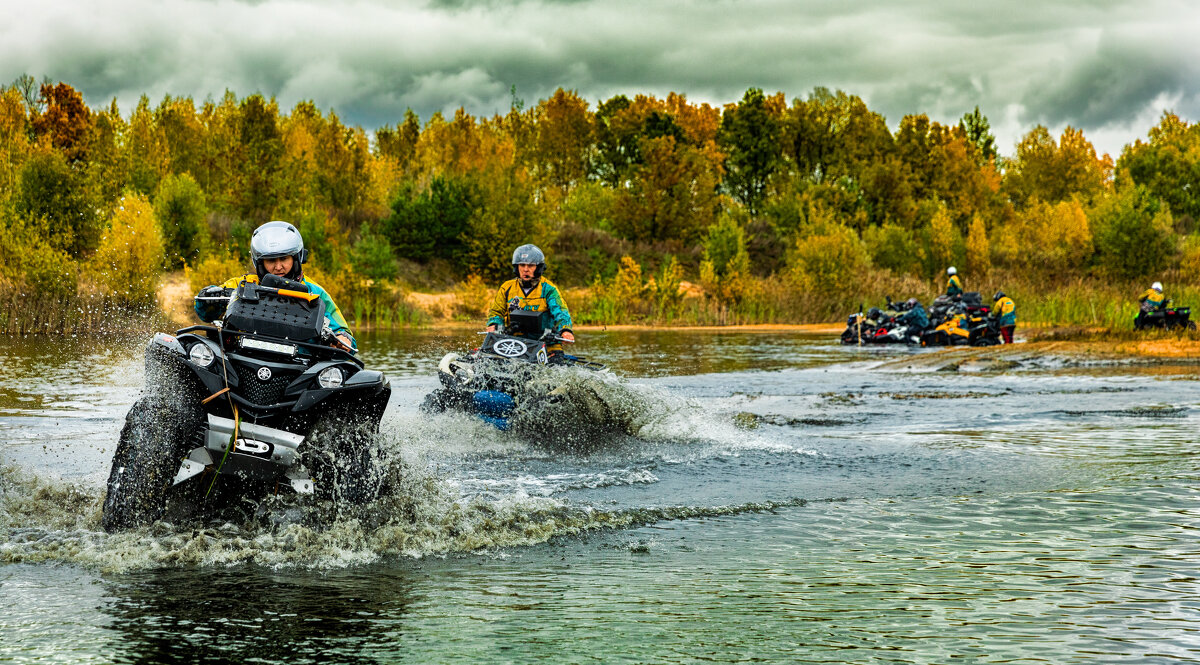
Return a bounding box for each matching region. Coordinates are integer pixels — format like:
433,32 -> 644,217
3,330 -> 1200,663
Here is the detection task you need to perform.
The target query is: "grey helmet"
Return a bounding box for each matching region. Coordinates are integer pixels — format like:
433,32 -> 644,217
251,221 -> 306,280
511,243 -> 545,278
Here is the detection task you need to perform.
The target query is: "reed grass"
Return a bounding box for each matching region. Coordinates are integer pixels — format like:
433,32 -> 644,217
0,291 -> 163,336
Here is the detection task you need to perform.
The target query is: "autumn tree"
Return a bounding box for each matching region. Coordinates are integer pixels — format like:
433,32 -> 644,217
237,94 -> 284,222
375,109 -> 421,172
613,134 -> 720,244
1003,125 -> 1111,209
86,100 -> 129,207
783,88 -> 893,184
895,114 -> 1004,230
0,86 -> 30,198
531,88 -> 592,197
127,95 -> 170,196
89,193 -> 165,304
156,96 -> 204,179
30,82 -> 91,163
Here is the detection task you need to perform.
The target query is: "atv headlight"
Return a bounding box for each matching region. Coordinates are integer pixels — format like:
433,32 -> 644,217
188,343 -> 215,367
317,366 -> 344,389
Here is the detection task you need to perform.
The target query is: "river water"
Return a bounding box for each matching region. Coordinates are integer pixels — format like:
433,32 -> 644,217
2,329 -> 1199,663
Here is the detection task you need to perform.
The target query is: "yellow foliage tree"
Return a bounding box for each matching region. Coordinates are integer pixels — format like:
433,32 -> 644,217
788,222 -> 869,294
89,193 -> 165,304
965,215 -> 991,277
924,205 -> 959,277
993,199 -> 1092,271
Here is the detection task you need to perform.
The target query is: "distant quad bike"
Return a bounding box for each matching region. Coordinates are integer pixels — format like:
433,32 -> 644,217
101,274 -> 391,532
1134,300 -> 1196,331
920,311 -> 1003,347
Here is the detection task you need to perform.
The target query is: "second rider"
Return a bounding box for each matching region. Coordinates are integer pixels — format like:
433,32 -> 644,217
486,244 -> 575,356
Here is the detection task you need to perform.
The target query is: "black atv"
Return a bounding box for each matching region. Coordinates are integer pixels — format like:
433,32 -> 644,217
1134,299 -> 1196,331
101,274 -> 391,531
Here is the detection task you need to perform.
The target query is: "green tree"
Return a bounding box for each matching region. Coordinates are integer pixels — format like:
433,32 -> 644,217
16,147 -> 101,254
380,176 -> 477,264
719,88 -> 784,216
1091,184 -> 1175,279
783,88 -> 893,184
349,223 -> 398,282
591,95 -> 637,187
864,223 -> 920,274
156,96 -> 204,179
699,214 -> 751,301
958,106 -> 997,165
86,100 -> 129,208
462,169 -> 549,280
789,218 -> 870,293
155,173 -> 209,267
1117,112 -> 1200,228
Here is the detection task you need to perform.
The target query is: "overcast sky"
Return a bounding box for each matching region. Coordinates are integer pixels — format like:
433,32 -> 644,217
3,0 -> 1197,158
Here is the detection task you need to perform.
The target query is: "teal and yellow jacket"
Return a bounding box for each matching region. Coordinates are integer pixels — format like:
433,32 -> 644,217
194,273 -> 356,349
946,274 -> 963,297
994,296 -> 1016,327
487,277 -> 573,336
1139,288 -> 1164,311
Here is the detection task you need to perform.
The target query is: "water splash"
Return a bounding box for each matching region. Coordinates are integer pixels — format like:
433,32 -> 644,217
0,461 -> 812,573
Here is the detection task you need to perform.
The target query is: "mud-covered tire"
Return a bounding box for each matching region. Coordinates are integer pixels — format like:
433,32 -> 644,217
101,397 -> 203,532
303,410 -> 381,506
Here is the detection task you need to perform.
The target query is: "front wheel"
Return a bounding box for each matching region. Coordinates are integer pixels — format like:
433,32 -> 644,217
101,397 -> 203,531
1188,321 -> 1197,331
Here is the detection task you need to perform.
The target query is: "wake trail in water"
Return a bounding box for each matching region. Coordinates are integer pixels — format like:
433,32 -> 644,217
0,460 -> 820,573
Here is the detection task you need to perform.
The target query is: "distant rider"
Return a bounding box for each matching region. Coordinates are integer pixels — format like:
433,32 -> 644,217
992,291 -> 1016,344
1139,282 -> 1165,313
194,221 -> 356,351
486,244 -> 574,353
896,298 -> 930,331
946,267 -> 963,297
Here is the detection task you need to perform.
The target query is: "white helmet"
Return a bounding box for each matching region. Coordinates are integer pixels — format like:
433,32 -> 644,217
1152,282 -> 1163,292
947,266 -> 957,276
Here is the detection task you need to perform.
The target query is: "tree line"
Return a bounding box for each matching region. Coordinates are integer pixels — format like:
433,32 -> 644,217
1,75 -> 1197,328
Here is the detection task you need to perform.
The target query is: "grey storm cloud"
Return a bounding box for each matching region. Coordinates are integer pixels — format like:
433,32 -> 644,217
2,0 -> 1197,156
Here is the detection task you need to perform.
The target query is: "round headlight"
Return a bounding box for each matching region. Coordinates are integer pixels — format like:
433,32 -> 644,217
188,343 -> 215,367
317,366 -> 344,389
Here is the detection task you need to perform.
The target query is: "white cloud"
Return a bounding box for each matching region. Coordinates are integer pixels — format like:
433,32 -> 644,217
1,0 -> 1197,157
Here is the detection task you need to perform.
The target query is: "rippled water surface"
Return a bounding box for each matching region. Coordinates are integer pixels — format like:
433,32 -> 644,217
3,329 -> 1200,663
